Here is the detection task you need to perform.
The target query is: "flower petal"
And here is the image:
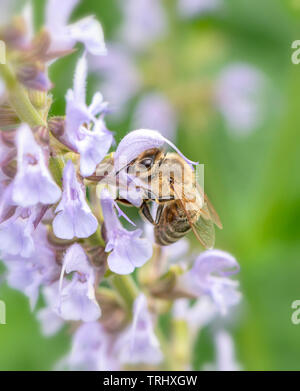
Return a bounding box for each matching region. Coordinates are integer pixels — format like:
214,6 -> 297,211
69,16 -> 107,56
107,245 -> 135,275
193,249 -> 240,278
46,0 -> 79,33
53,161 -> 98,239
114,129 -> 198,172
12,124 -> 61,207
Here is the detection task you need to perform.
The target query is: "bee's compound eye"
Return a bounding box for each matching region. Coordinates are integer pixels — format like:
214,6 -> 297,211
140,158 -> 154,169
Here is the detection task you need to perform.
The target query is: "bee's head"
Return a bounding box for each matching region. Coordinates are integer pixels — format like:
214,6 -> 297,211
127,148 -> 165,179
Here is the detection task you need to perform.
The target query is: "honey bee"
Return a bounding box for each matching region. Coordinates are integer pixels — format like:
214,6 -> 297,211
122,148 -> 223,249
94,147 -> 222,248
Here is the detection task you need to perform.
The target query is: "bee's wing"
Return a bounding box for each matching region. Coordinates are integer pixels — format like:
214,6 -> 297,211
192,203 -> 216,249
196,184 -> 223,229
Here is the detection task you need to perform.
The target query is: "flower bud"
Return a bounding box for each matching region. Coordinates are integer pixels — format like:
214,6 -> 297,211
48,116 -> 65,138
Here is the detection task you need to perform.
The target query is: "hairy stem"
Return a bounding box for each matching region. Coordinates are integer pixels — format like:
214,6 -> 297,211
0,63 -> 46,127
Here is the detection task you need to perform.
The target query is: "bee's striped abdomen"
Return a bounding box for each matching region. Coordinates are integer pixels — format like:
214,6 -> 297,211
154,201 -> 191,246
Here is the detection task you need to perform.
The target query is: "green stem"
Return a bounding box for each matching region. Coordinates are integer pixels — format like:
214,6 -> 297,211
170,319 -> 190,370
0,63 -> 46,127
110,274 -> 139,315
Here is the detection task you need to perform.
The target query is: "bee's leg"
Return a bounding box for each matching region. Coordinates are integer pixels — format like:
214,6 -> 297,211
140,201 -> 155,225
154,203 -> 164,225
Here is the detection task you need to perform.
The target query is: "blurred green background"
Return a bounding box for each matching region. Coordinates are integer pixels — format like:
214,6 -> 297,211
1,0 -> 300,370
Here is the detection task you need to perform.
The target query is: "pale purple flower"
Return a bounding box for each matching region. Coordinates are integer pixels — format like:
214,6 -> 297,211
64,55 -> 113,177
0,207 -> 34,258
37,282 -> 65,336
45,0 -> 106,56
179,250 -> 241,315
215,63 -> 264,134
101,189 -> 152,275
1,224 -> 59,309
119,294 -> 162,365
11,124 -> 61,207
177,0 -> 221,19
132,93 -> 177,141
60,322 -> 120,371
58,244 -> 101,322
89,43 -> 141,118
118,0 -> 167,51
53,161 -> 98,240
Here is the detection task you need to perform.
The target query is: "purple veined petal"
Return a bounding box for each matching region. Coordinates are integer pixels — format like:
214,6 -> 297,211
68,16 -> 107,56
131,92 -> 177,141
12,124 -> 61,207
114,129 -> 198,173
53,161 -> 98,239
